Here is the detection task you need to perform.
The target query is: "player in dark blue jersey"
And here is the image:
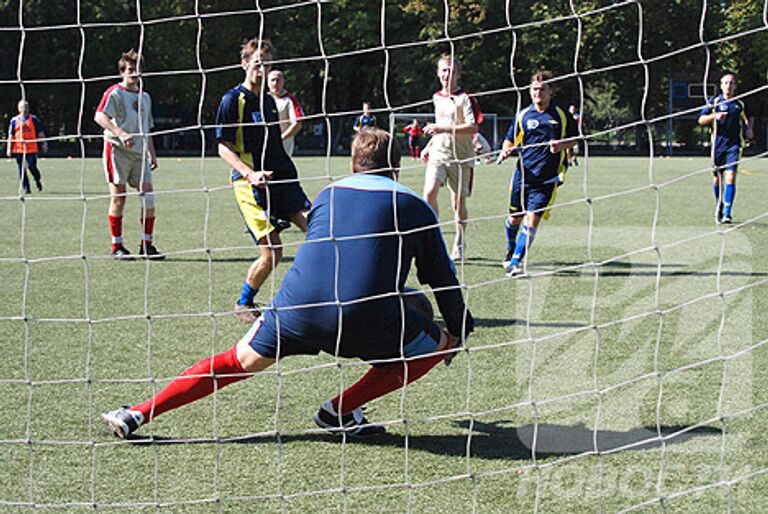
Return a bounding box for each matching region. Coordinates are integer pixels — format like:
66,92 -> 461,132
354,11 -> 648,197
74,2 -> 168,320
697,72 -> 753,224
352,102 -> 378,132
497,70 -> 578,276
101,128 -> 474,439
215,38 -> 311,322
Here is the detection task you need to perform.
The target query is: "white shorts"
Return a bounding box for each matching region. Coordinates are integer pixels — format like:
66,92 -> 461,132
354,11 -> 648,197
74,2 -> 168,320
425,161 -> 474,199
103,142 -> 153,188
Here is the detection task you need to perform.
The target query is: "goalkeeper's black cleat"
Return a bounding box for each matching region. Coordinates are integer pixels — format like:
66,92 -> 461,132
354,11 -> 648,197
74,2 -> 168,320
314,400 -> 386,437
111,245 -> 134,260
139,243 -> 165,260
101,406 -> 144,439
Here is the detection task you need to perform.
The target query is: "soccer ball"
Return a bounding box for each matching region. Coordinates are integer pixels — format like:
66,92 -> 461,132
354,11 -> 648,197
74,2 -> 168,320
401,286 -> 434,321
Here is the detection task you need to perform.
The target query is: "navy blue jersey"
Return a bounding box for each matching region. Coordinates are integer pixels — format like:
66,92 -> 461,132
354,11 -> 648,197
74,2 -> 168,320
353,114 -> 377,130
699,95 -> 748,153
261,173 -> 471,359
215,84 -> 298,182
504,103 -> 578,185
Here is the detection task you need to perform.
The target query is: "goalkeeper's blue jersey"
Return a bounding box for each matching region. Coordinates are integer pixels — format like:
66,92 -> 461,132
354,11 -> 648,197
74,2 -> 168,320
215,83 -> 298,182
504,103 -> 578,185
260,173 -> 470,360
699,95 -> 748,154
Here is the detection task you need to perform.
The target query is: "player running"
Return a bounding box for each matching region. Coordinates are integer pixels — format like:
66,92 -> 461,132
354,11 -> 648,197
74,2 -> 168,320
497,70 -> 578,277
697,72 -> 753,224
101,128 -> 473,439
421,55 -> 483,261
215,38 -> 311,323
7,99 -> 47,194
94,49 -> 162,260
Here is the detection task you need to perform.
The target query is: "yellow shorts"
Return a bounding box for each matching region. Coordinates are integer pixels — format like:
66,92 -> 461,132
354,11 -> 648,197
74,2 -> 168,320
233,178 -> 274,242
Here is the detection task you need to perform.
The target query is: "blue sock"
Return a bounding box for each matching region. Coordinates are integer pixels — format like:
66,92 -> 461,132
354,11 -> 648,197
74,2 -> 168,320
505,219 -> 520,250
238,282 -> 258,306
510,225 -> 537,266
723,183 -> 735,216
713,182 -> 720,204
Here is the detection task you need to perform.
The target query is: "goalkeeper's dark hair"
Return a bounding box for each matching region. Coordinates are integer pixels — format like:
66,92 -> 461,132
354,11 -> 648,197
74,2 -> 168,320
118,49 -> 144,73
531,70 -> 556,91
241,37 -> 274,61
351,128 -> 401,179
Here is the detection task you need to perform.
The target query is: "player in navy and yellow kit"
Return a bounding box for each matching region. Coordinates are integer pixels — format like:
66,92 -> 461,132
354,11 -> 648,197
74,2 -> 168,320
352,102 -> 377,132
6,100 -> 46,194
101,128 -> 473,438
215,38 -> 311,322
697,72 -> 753,224
497,70 -> 578,276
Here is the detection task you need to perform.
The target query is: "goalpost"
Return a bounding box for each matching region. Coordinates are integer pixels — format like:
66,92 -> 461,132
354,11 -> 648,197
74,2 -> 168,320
2,1 -> 768,512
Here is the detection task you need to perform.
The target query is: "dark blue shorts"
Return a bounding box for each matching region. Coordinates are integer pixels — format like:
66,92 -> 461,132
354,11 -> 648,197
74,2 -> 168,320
508,175 -> 558,217
242,305 -> 442,362
714,147 -> 741,173
254,181 -> 311,220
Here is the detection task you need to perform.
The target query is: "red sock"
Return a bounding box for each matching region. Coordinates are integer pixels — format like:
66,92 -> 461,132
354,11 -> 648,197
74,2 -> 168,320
132,344 -> 248,422
109,215 -> 123,252
331,352 -> 445,414
140,216 -> 155,246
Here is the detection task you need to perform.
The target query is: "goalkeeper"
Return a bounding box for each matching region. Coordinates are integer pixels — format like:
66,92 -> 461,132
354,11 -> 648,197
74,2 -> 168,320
102,128 -> 474,439
497,70 -> 578,276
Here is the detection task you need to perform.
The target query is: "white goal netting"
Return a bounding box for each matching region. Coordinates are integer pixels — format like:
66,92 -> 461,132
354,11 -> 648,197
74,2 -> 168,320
1,1 -> 767,512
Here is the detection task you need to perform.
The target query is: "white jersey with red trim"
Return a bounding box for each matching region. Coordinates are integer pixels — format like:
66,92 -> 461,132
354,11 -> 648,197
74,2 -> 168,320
428,88 -> 483,164
270,90 -> 304,156
97,83 -> 154,156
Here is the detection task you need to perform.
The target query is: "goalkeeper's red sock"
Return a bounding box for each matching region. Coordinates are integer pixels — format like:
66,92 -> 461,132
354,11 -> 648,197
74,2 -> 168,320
108,215 -> 123,252
132,344 -> 248,422
330,352 -> 445,415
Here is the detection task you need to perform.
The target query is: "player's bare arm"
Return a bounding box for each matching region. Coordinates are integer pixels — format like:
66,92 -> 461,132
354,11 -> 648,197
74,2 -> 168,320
94,111 -> 135,148
496,139 -> 518,163
746,116 -> 755,140
218,141 -> 272,187
549,138 -> 577,154
147,137 -> 158,170
423,121 -> 478,136
282,120 -> 302,140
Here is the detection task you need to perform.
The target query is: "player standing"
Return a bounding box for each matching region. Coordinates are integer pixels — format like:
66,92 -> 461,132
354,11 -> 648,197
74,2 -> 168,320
94,49 -> 162,260
215,38 -> 311,322
421,55 -> 483,261
352,102 -> 377,133
267,69 -> 304,157
403,118 -> 423,159
497,70 -> 578,276
7,99 -> 46,194
697,72 -> 753,224
101,128 -> 473,439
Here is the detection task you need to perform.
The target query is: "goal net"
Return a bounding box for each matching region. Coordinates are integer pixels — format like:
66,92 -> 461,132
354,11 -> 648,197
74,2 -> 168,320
2,1 -> 767,512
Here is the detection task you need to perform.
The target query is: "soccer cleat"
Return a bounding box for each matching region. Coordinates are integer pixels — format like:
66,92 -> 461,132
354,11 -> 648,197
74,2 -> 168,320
506,264 -> 523,277
139,243 -> 165,260
720,214 -> 733,224
111,245 -> 134,260
502,249 -> 515,269
314,400 -> 387,437
35,180 -> 43,192
270,216 -> 292,234
234,302 -> 260,323
101,406 -> 144,439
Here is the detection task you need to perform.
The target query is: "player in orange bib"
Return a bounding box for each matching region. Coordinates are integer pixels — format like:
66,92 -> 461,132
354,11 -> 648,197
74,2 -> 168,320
6,99 -> 47,194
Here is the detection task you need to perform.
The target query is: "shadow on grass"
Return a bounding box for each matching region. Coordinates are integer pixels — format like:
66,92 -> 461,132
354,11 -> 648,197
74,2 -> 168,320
130,421 -> 720,461
472,317 -> 586,329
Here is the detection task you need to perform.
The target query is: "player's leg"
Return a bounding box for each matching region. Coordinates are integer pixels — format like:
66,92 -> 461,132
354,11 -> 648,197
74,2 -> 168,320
423,163 -> 446,217
507,184 -> 556,276
102,330 -> 276,438
103,143 -> 132,258
26,154 -> 43,191
137,174 -> 164,259
503,171 -> 524,268
448,163 -> 472,260
289,209 -> 309,232
316,327 -> 454,435
15,155 -> 31,194
721,149 -> 738,223
237,231 -> 283,322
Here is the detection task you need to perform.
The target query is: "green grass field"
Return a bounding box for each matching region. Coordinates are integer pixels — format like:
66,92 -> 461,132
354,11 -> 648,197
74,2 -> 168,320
1,154 -> 767,512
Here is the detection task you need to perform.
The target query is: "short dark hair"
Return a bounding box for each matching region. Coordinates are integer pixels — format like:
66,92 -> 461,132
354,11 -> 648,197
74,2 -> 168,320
721,71 -> 737,81
241,37 -> 273,61
351,128 -> 401,178
531,70 -> 554,85
118,49 -> 143,73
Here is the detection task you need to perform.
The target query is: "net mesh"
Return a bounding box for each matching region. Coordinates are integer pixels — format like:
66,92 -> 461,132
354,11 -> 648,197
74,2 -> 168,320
1,0 -> 767,511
